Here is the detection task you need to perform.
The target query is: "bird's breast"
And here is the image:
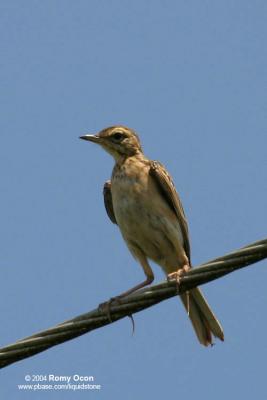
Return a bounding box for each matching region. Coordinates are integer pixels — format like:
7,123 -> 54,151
111,171 -> 149,224
110,160 -> 186,271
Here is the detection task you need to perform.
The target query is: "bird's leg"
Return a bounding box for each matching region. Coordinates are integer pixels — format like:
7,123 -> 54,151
113,276 -> 155,298
99,253 -> 154,322
99,276 -> 154,321
167,263 -> 191,315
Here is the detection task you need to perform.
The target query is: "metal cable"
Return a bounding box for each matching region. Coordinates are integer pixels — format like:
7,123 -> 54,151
0,238 -> 266,369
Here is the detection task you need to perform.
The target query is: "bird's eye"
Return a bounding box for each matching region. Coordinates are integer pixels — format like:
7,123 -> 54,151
112,132 -> 125,141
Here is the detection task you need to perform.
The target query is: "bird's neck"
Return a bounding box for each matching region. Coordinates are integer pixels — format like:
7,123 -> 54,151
113,150 -> 146,166
112,151 -> 149,183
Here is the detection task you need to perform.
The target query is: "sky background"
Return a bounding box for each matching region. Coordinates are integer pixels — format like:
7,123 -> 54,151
0,1 -> 266,398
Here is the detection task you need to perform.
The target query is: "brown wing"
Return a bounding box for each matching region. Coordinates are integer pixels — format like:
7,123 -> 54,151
149,161 -> 191,264
103,180 -> 117,224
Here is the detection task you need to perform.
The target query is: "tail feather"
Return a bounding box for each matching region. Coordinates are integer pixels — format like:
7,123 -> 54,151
180,287 -> 224,346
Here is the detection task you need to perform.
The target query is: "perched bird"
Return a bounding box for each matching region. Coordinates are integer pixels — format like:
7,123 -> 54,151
80,126 -> 224,346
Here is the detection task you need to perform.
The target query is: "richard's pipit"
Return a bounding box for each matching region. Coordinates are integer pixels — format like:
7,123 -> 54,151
80,126 -> 224,346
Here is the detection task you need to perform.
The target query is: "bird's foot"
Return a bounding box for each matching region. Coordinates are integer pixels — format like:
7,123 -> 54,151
98,296 -> 135,334
167,264 -> 191,284
167,265 -> 191,315
98,296 -> 122,322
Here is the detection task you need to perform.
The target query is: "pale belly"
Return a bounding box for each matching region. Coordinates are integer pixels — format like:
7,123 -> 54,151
111,178 -> 187,274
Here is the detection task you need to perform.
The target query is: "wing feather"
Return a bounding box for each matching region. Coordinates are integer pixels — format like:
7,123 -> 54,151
103,180 -> 117,225
149,161 -> 191,264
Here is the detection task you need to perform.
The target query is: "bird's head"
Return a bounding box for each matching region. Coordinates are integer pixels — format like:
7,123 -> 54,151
80,126 -> 142,161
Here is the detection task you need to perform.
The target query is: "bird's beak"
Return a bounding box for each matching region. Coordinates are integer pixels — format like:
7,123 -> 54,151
79,134 -> 102,144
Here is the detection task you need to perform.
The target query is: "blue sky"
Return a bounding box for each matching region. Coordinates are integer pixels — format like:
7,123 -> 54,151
1,1 -> 266,398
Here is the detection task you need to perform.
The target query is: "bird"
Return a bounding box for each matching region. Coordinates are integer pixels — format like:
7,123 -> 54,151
80,125 -> 224,346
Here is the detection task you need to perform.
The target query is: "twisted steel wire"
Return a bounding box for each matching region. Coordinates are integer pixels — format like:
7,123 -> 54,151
0,238 -> 266,369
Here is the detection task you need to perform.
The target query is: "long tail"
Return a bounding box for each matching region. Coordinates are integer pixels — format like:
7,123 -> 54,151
180,287 -> 224,346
